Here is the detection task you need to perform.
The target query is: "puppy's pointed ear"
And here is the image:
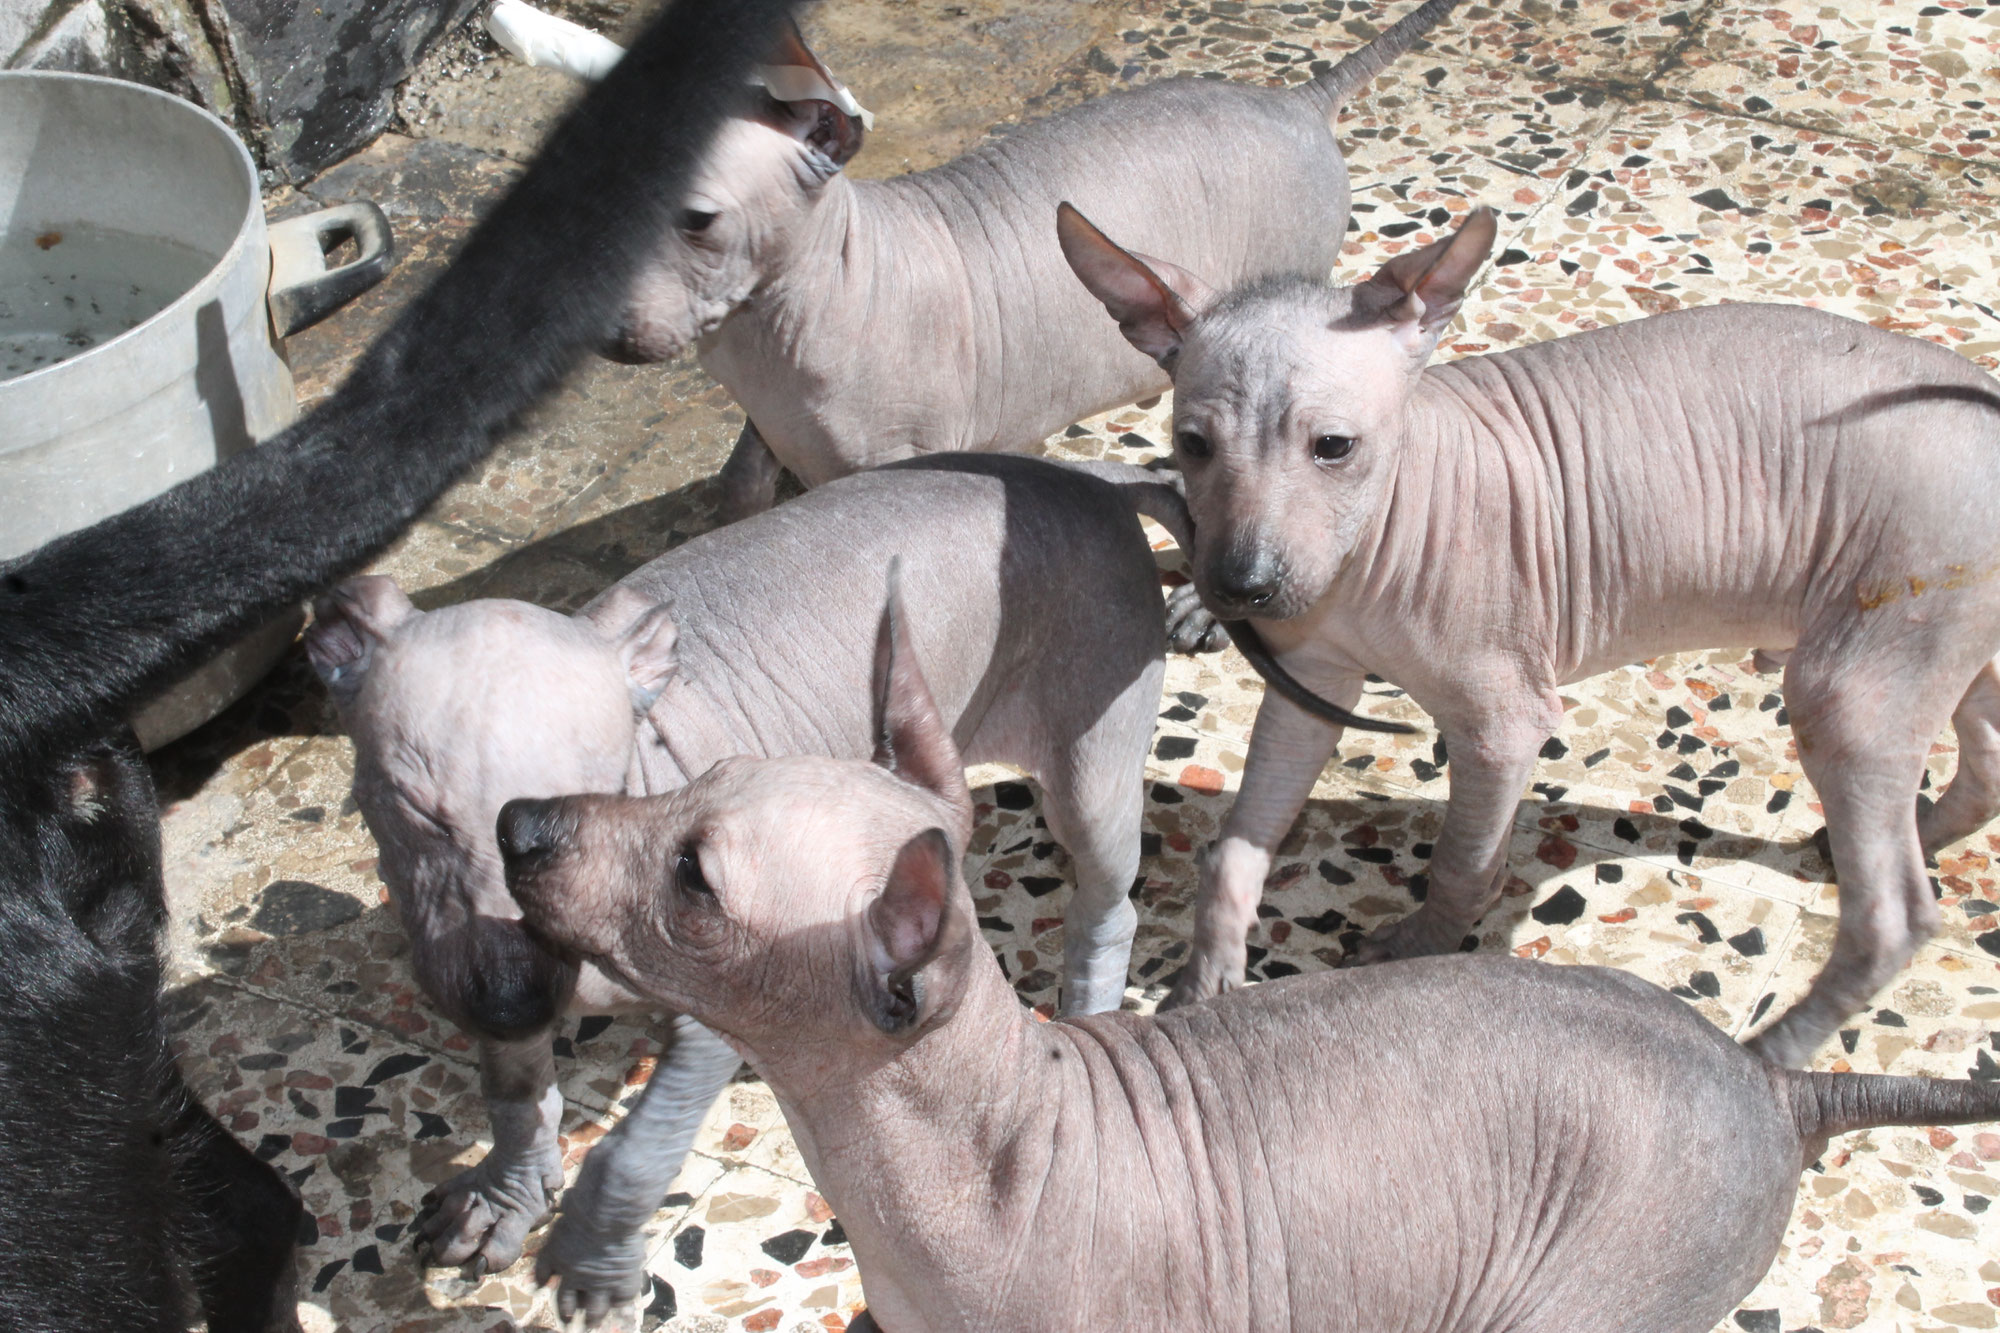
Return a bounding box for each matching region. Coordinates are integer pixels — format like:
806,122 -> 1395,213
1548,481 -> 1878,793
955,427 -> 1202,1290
1057,202 -> 1217,369
872,559 -> 972,842
1354,206 -> 1498,355
758,15 -> 868,169
581,586 -> 680,712
307,575 -> 417,704
864,827 -> 966,1034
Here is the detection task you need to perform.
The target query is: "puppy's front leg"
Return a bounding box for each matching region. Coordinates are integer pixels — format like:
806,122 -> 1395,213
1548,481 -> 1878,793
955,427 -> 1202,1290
537,1015 -> 744,1326
1345,688 -> 1559,964
1161,686 -> 1350,1010
414,1032 -> 563,1276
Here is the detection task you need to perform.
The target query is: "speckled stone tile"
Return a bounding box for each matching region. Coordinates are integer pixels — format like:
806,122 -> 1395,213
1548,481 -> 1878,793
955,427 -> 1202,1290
1669,1 -> 2000,157
144,0 -> 2000,1327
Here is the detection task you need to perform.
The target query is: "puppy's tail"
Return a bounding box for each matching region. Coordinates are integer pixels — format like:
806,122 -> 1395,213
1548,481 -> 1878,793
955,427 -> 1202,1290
1056,457 -> 1196,552
1297,0 -> 1464,123
1786,1067 -> 2000,1156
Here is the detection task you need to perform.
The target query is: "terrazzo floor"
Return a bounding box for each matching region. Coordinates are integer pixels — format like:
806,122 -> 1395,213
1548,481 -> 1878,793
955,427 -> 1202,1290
148,0 -> 2000,1329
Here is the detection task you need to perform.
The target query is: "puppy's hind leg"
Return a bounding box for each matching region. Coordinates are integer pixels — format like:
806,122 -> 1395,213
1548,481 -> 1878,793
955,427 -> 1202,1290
716,421 -> 785,523
1918,659 -> 2000,856
1040,661 -> 1163,1016
1747,653 -> 1948,1068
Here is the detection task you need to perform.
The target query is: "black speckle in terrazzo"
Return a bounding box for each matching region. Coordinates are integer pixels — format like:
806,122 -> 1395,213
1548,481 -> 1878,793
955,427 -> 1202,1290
255,1134 -> 289,1162
288,1090 -> 321,1119
1967,1195 -> 1990,1214
1748,994 -> 1775,1027
822,1219 -> 847,1247
1766,789 -> 1792,813
1840,1030 -> 1860,1053
1728,928 -> 1766,957
1312,852 -> 1360,880
1677,912 -> 1721,945
1294,909 -> 1349,934
250,879 -> 363,936
1155,735 -> 1198,761
334,1087 -> 384,1117
1874,1009 -> 1906,1028
1976,930 -> 2000,958
1734,1311 -> 1780,1333
1531,886 -> 1586,926
760,1228 -> 816,1264
644,1277 -> 678,1328
674,1225 -> 704,1269
993,782 -> 1035,810
239,1052 -> 286,1071
577,1015 -> 614,1041
662,1192 -> 694,1208
1595,864 -> 1623,884
299,1214 -> 320,1247
364,1052 -> 427,1085
413,1112 -> 451,1139
375,1222 -> 405,1243
312,1260 -> 346,1292
1539,737 -> 1567,760
1151,783 -> 1184,804
350,1244 -> 383,1275
1160,703 -> 1198,723
1018,876 -> 1062,898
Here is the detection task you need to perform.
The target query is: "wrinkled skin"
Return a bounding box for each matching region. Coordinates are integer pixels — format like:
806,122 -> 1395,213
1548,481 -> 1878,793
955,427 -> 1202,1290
308,456 -> 1171,1319
500,616 -> 2000,1332
612,0 -> 1466,520
1063,205 -> 2000,1067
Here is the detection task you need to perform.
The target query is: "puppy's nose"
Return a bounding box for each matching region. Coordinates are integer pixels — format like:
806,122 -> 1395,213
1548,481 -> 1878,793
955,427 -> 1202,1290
497,798 -> 566,880
1211,550 -> 1283,610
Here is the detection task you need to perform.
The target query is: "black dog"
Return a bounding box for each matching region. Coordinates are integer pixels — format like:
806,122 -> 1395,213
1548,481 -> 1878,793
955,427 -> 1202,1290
0,1 -> 796,1326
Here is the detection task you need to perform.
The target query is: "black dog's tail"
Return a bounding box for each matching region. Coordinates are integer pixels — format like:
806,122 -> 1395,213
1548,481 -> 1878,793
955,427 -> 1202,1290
1788,1068 -> 2000,1152
1297,0 -> 1465,121
1057,458 -> 1417,736
0,0 -> 798,774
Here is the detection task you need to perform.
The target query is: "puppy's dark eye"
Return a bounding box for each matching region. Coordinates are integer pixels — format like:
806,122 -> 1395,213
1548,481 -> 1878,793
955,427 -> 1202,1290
675,847 -> 713,898
1312,434 -> 1356,464
1175,429 -> 1212,461
680,209 -> 718,234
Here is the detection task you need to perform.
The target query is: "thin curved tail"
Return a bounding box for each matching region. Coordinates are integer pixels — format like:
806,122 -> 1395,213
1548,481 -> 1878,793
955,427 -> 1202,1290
1296,0 -> 1465,124
1789,1068 -> 2000,1147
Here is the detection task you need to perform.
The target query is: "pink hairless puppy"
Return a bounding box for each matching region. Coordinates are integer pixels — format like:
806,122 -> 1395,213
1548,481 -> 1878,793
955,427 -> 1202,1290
1060,200 -> 2000,1066
496,579 -> 2000,1332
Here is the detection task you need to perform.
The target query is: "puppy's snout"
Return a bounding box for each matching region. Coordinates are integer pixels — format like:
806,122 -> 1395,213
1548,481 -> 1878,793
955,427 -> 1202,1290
1210,548 -> 1284,611
497,798 -> 569,883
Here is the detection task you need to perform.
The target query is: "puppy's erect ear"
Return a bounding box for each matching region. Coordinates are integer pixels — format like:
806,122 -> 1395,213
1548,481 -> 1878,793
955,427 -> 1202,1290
758,16 -> 868,171
1057,202 -> 1218,369
306,575 -> 417,703
1354,206 -> 1499,355
580,585 -> 680,712
871,559 -> 972,842
864,827 -> 965,1034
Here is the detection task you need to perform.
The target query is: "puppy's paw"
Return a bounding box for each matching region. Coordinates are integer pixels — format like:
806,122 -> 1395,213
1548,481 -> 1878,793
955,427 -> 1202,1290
1158,955 -> 1240,1012
412,1153 -> 559,1277
1165,582 -> 1228,655
1339,911 -> 1471,967
536,1212 -> 650,1329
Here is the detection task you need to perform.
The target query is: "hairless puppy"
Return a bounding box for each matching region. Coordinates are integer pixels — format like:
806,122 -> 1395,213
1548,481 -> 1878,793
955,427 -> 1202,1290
306,455 -> 1189,1322
607,0 -> 1464,531
1058,201 -> 2000,1067
496,588 -> 2000,1333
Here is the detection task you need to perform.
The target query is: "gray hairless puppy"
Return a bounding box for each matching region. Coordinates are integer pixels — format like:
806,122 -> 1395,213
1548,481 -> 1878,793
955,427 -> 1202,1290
496,591 -> 2000,1333
1058,201 -> 2000,1068
305,455 -> 1185,1322
610,0 -> 1463,530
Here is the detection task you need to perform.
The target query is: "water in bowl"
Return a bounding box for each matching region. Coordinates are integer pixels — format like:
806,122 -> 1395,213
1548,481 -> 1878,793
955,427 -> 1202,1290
0,223 -> 216,382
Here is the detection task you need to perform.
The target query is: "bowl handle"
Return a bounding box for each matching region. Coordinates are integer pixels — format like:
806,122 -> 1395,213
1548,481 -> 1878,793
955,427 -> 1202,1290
266,201 -> 396,339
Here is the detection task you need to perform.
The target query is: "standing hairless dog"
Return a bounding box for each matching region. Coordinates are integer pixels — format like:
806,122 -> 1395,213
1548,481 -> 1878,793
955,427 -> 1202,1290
497,585 -> 2000,1332
308,456 -> 1186,1320
1060,201 -> 2000,1068
607,0 -> 1464,526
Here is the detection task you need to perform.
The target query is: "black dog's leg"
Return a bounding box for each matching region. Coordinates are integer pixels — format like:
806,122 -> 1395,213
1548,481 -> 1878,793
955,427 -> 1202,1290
171,1075 -> 305,1333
